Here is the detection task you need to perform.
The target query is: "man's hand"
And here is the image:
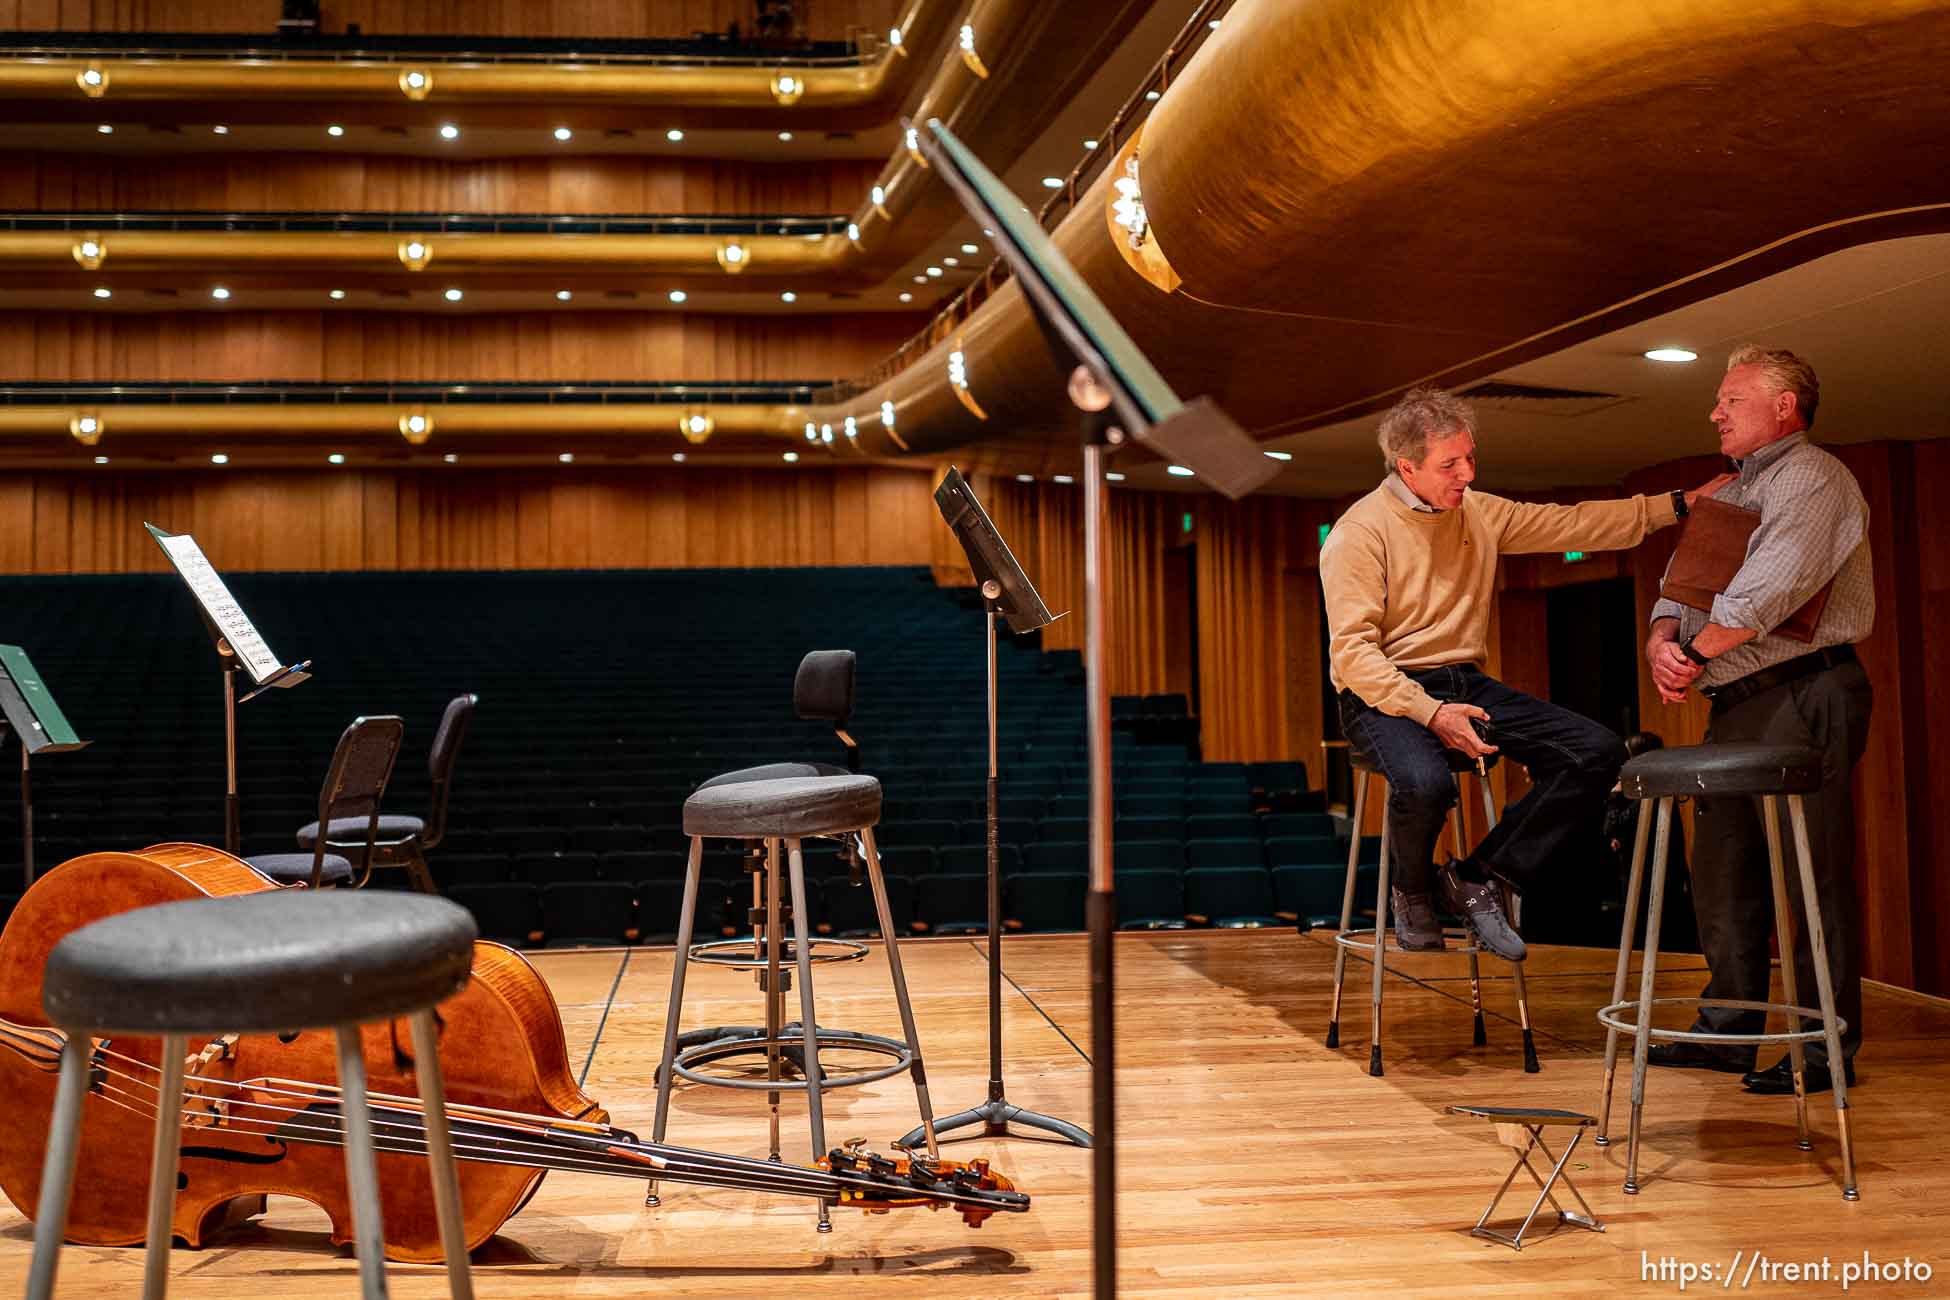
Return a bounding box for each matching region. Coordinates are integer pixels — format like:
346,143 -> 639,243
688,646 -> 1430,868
1684,471 -> 1737,511
1429,702 -> 1496,757
1646,619 -> 1700,703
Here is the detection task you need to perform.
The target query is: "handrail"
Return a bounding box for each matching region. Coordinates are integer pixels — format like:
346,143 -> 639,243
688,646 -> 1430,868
0,380 -> 824,406
0,211 -> 846,236
825,0 -> 1234,402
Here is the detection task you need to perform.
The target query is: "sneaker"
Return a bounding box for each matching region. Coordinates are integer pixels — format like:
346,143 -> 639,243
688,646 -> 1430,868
1437,862 -> 1527,961
1389,888 -> 1444,951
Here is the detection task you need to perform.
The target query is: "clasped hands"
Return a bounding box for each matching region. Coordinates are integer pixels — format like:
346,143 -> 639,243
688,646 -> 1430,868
1646,470 -> 1741,704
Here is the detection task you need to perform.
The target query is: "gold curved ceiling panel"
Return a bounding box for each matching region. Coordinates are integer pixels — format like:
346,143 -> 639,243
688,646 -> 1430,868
820,0 -> 1950,461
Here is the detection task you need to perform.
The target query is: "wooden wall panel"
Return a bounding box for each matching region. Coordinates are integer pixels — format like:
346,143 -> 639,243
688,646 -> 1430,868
0,1 -> 903,41
0,311 -> 922,382
0,153 -> 885,217
0,464 -> 939,573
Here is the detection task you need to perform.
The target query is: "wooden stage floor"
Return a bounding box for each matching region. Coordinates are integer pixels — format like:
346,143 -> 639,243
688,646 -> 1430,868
5,929 -> 1948,1297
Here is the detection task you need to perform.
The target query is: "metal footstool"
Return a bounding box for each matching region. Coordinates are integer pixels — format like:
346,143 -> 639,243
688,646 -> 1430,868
649,773 -> 938,1231
1327,749 -> 1538,1076
28,890 -> 478,1300
1595,742 -> 1857,1199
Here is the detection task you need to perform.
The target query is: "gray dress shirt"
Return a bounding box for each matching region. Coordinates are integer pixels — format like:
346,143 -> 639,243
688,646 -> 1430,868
1649,433 -> 1873,687
1384,472 -> 1440,512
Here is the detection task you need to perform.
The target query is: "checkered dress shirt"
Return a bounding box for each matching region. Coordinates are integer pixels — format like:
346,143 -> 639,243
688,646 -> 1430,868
1649,433 -> 1874,688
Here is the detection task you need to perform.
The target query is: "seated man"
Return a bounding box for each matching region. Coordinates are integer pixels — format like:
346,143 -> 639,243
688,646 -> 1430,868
1320,387 -> 1728,959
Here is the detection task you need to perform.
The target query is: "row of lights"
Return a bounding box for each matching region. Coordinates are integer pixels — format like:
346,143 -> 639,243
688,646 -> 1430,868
99,123 -> 814,144
84,286 -> 715,304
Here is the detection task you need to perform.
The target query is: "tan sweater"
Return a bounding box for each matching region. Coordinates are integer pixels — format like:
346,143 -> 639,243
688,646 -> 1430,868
1320,485 -> 1679,724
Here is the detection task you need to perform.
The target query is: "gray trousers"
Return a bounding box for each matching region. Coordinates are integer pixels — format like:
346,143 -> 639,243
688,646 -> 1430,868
1690,658 -> 1872,1066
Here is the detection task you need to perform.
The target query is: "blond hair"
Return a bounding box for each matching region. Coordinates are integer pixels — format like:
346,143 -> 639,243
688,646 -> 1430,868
1726,345 -> 1820,429
1377,387 -> 1475,470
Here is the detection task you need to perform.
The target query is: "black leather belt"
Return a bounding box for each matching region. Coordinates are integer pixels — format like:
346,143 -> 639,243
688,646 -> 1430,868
1701,644 -> 1857,713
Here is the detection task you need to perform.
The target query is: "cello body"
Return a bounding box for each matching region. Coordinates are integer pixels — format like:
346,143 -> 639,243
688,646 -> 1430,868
0,843 -> 607,1263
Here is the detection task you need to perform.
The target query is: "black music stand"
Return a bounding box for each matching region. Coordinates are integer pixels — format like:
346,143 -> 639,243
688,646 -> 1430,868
0,645 -> 91,888
145,524 -> 312,855
916,118 -> 1278,1298
898,467 -> 1090,1152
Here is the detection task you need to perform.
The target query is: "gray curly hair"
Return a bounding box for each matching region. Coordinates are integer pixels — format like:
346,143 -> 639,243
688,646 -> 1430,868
1726,344 -> 1820,429
1377,387 -> 1476,470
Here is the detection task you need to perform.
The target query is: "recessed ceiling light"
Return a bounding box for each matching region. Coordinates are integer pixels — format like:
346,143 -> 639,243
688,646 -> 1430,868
1208,18 -> 1221,28
780,291 -> 797,303
558,452 -> 574,463
1015,474 -> 1035,482
672,452 -> 687,463
782,451 -> 800,463
327,453 -> 346,465
326,124 -> 345,137
1083,138 -> 1098,150
1167,464 -> 1194,477
777,130 -> 794,142
443,287 -> 463,302
666,128 -> 685,142
443,452 -> 458,463
668,289 -> 687,304
553,126 -> 573,141
1145,90 -> 1161,101
211,453 -> 230,464
439,123 -> 460,140
1041,177 -> 1064,189
1263,450 -> 1294,461
96,124 -> 113,134
912,274 -> 927,283
80,69 -> 103,86
961,243 -> 978,254
405,71 -> 428,89
1106,472 -> 1126,482
926,266 -> 943,277
1053,474 -> 1075,484
328,288 -> 346,300
942,256 -> 959,267
983,228 -> 995,236
212,124 -> 229,135
93,455 -> 109,464
92,287 -> 111,299
210,286 -> 230,300
898,292 -> 913,302
1644,347 -> 1699,363
555,289 -> 573,301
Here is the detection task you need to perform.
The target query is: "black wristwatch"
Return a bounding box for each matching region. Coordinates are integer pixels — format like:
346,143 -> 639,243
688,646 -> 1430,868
1680,636 -> 1713,667
1671,489 -> 1689,519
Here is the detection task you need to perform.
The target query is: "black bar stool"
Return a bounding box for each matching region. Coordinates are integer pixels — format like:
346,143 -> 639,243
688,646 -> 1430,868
28,890 -> 479,1299
1327,749 -> 1538,1075
649,773 -> 938,1231
1594,741 -> 1857,1199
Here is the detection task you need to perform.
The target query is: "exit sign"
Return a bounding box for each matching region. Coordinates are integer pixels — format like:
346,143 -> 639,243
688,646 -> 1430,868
1318,523 -> 1332,547
1563,551 -> 1589,563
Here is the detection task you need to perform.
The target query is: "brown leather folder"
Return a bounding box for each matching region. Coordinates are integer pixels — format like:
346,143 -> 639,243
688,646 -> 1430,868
1660,495 -> 1828,642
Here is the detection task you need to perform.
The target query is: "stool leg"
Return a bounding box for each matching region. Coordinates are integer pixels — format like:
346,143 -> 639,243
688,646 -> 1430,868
335,1024 -> 391,1300
407,1009 -> 475,1299
140,1033 -> 189,1300
861,826 -> 940,1158
763,837 -> 784,1163
1624,796 -> 1675,1196
1451,787 -> 1487,1048
1325,770 -> 1369,1049
27,1032 -> 99,1300
1368,801 -> 1393,1077
648,836 -> 707,1205
1478,779 -> 1539,1073
1597,798 -> 1653,1146
1760,797 -> 1813,1152
783,839 -> 832,1232
1787,795 -> 1859,1200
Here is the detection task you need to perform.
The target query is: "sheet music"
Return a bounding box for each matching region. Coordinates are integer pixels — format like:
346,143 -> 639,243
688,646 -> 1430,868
151,531 -> 285,685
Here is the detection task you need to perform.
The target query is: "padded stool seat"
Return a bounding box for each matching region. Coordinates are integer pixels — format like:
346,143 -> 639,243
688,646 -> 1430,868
683,775 -> 881,840
243,852 -> 356,887
43,892 -> 475,1032
1618,742 -> 1821,798
697,761 -> 849,791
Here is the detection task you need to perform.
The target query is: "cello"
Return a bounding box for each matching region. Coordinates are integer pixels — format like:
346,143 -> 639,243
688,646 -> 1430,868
0,844 -> 1027,1263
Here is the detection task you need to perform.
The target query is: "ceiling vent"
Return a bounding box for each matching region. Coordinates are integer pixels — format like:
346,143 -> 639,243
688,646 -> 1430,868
1456,379 -> 1637,418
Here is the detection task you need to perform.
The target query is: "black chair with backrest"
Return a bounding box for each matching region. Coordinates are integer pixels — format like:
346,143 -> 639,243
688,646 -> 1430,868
295,693 -> 476,893
245,715 -> 405,890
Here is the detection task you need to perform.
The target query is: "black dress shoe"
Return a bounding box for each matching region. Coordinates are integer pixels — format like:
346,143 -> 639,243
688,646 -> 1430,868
1743,1055 -> 1856,1095
1644,1041 -> 1753,1073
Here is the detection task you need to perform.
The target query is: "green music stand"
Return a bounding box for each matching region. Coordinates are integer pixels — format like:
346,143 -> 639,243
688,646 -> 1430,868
0,645 -> 91,887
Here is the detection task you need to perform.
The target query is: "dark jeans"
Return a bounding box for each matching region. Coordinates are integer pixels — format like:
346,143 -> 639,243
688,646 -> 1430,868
1689,659 -> 1871,1066
1339,664 -> 1627,898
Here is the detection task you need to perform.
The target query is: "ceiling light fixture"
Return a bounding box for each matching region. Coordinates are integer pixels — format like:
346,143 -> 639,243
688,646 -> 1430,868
780,291 -> 797,303
326,123 -> 345,136
212,124 -> 229,134
958,24 -> 989,77
1041,176 -> 1064,189
672,452 -> 687,463
805,422 -> 818,442
1166,464 -> 1194,477
1644,347 -> 1699,363
1053,474 -> 1075,484
1106,472 -> 1127,482
1083,138 -> 1098,150
1145,90 -> 1161,101
942,256 -> 959,267
71,414 -> 102,445
926,266 -> 943,278
888,26 -> 904,49
94,455 -> 109,465
778,130 -> 795,142
898,291 -> 913,302
770,72 -> 803,105
74,237 -> 105,269
439,123 -> 460,140
961,243 -> 978,254
870,183 -> 890,219
555,289 -> 572,301
211,453 -> 230,465
558,452 -> 575,463
1111,158 -> 1149,248
665,127 -> 685,142
783,451 -> 800,463
328,453 -> 346,465
79,67 -> 105,89
1015,473 -> 1034,483
553,126 -> 573,141
843,416 -> 857,440
680,411 -> 714,443
399,238 -> 432,269
96,124 -> 113,135
401,69 -> 431,97
400,412 -> 432,444
1263,450 -> 1293,461
210,286 -> 230,300
948,347 -> 987,419
716,241 -> 748,273
92,287 -> 111,299
443,287 -> 463,302
819,423 -> 833,444
846,221 -> 861,244
443,452 -> 458,463
912,274 -> 927,283
879,401 -> 896,433
668,289 -> 687,304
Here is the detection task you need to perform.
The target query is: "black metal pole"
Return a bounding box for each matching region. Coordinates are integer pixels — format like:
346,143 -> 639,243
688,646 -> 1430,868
221,646 -> 240,856
20,741 -> 34,888
985,596 -> 1005,1107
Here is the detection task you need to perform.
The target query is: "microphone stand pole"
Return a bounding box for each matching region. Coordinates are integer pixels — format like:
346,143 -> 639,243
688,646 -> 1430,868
900,582 -> 1091,1150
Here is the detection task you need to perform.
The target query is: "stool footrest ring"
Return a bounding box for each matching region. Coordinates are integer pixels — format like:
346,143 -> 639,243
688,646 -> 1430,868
1333,926 -> 1489,957
687,936 -> 868,968
1598,996 -> 1845,1045
672,1028 -> 916,1093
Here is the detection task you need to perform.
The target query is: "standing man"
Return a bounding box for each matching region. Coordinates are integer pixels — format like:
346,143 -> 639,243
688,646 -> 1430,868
1645,345 -> 1873,1095
1322,388 -> 1729,961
